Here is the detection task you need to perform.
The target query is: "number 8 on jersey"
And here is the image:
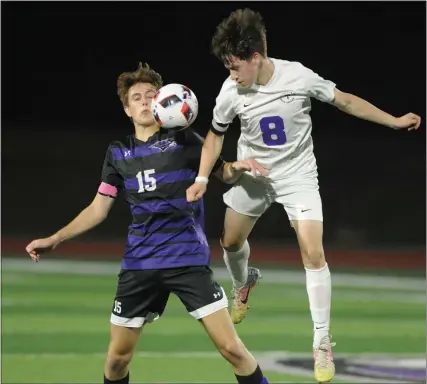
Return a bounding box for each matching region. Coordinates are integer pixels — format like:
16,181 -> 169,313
260,116 -> 287,146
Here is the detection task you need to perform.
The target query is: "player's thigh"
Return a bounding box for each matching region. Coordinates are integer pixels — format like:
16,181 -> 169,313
165,266 -> 228,320
110,269 -> 170,329
291,220 -> 325,268
274,183 -> 324,224
292,219 -> 324,251
275,185 -> 325,267
223,174 -> 270,220
222,207 -> 258,250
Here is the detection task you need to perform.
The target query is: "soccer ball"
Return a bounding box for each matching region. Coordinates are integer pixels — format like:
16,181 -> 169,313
152,83 -> 199,130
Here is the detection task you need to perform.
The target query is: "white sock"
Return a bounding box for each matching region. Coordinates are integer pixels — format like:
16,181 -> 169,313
222,240 -> 250,289
305,263 -> 332,348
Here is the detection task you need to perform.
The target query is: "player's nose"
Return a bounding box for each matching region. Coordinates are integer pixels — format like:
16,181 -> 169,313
230,70 -> 238,81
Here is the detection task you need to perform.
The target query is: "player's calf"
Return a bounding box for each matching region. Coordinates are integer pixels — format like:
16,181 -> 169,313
217,338 -> 267,384
217,336 -> 256,375
221,207 -> 258,289
104,325 -> 142,383
201,307 -> 269,383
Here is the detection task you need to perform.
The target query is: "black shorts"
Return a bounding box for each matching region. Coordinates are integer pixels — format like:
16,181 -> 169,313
110,266 -> 228,328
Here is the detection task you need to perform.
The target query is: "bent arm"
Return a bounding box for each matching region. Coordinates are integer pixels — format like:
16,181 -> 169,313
332,89 -> 397,128
185,128 -> 239,184
199,78 -> 236,179
197,130 -> 224,178
51,193 -> 115,244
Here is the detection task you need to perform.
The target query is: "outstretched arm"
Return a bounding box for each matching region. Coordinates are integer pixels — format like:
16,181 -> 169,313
300,63 -> 422,131
26,145 -> 122,261
25,192 -> 115,261
51,192 -> 115,244
332,89 -> 421,131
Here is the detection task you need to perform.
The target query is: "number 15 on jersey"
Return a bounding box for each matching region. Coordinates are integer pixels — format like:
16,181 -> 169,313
260,116 -> 287,146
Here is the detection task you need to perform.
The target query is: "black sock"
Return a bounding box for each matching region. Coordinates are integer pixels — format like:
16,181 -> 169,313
104,372 -> 129,384
235,365 -> 268,384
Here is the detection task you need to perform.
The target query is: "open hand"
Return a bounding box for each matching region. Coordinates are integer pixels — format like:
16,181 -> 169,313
231,159 -> 269,177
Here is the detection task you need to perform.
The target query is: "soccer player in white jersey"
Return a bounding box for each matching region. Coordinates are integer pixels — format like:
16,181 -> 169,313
186,8 -> 422,383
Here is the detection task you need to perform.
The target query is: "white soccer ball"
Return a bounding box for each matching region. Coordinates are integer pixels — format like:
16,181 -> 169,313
151,83 -> 199,130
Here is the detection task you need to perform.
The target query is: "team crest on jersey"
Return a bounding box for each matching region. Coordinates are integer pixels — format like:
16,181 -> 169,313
149,138 -> 177,152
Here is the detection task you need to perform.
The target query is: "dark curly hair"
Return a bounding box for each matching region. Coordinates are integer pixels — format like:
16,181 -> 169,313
211,9 -> 267,65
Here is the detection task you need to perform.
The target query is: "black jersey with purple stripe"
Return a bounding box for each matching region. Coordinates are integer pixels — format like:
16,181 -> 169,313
98,128 -> 223,270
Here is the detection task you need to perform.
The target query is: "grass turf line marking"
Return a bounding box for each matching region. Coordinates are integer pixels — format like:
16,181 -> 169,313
3,258 -> 424,290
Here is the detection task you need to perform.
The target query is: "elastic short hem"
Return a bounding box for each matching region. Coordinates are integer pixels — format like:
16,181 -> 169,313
288,217 -> 323,228
223,200 -> 263,218
188,287 -> 229,319
110,312 -> 160,328
287,216 -> 324,222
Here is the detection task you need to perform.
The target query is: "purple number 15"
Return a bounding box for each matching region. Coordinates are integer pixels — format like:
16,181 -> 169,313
260,116 -> 287,146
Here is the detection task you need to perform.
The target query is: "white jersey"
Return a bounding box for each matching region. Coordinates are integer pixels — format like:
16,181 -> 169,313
211,58 -> 336,181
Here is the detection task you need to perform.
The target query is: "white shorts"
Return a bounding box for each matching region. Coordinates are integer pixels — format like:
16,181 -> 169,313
223,174 -> 323,222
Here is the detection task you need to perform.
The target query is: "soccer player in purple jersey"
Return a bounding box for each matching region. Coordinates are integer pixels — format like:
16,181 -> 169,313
25,63 -> 270,384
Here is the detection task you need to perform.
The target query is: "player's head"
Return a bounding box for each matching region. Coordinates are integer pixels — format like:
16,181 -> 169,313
117,63 -> 163,127
211,8 -> 267,88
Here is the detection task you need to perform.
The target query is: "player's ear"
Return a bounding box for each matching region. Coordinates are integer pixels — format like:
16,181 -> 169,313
252,52 -> 261,65
248,54 -> 258,69
124,106 -> 132,118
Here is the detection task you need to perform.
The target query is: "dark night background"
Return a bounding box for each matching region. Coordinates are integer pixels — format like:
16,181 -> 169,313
2,1 -> 426,250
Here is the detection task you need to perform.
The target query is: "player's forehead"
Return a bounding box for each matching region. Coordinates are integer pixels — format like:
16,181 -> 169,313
128,82 -> 157,97
224,56 -> 247,70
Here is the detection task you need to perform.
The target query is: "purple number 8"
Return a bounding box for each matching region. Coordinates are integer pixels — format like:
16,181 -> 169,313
259,116 -> 287,146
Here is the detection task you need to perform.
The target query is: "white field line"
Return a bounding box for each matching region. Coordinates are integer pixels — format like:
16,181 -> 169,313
4,350 -> 425,384
3,350 -> 425,359
2,258 -> 425,290
2,288 -> 425,306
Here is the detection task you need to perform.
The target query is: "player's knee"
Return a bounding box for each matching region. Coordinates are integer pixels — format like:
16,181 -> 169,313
105,351 -> 133,374
106,339 -> 135,375
301,247 -> 325,269
221,233 -> 246,252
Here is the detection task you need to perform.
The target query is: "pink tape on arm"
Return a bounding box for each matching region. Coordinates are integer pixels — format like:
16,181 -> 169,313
98,182 -> 118,198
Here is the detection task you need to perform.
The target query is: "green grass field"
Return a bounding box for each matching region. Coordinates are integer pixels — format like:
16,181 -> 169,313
2,258 -> 425,383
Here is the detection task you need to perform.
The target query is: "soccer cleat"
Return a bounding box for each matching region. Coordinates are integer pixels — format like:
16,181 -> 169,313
230,267 -> 262,324
313,335 -> 336,383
